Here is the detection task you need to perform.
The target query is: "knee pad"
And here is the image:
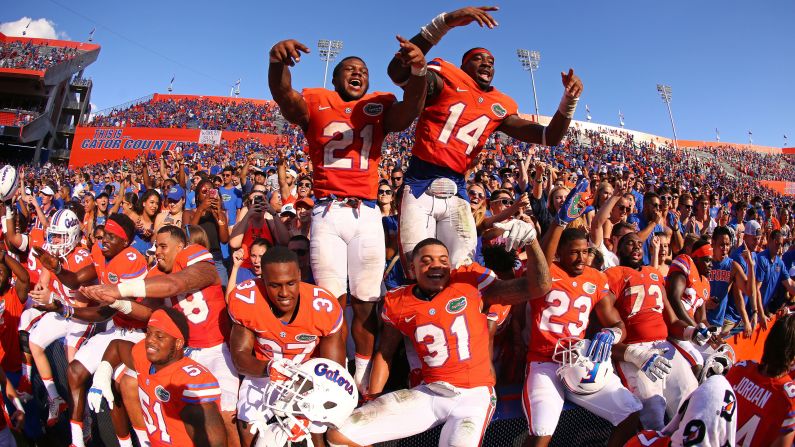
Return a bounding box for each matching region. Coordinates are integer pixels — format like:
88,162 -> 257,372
19,331 -> 30,354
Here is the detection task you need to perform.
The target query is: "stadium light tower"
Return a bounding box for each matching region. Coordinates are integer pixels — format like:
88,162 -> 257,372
656,84 -> 678,150
516,49 -> 541,115
318,39 -> 344,89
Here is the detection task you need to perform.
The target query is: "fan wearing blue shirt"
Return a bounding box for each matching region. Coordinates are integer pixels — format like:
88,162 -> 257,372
706,226 -> 753,336
756,230 -> 795,316
724,220 -> 761,333
218,167 -> 243,223
626,192 -> 668,266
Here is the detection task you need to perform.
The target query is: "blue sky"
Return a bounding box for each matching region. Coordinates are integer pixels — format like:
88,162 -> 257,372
3,0 -> 793,147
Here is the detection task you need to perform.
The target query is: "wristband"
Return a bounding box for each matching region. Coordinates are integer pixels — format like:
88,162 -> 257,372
420,13 -> 450,45
117,280 -> 147,298
12,397 -> 24,413
411,65 -> 427,77
109,299 -> 133,315
558,94 -> 580,119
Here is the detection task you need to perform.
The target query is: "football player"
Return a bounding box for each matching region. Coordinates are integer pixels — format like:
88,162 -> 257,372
328,218 -> 550,447
227,246 -> 346,447
268,35 -> 428,393
666,239 -> 714,368
524,189 -> 641,447
606,232 -> 704,431
387,6 -> 581,271
726,314 -> 795,447
26,210 -> 95,426
82,225 -> 240,447
34,214 -> 151,447
87,308 -> 227,447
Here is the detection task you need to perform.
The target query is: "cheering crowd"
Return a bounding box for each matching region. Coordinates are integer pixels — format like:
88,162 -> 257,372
0,40 -> 81,71
87,97 -> 285,134
0,5 -> 794,447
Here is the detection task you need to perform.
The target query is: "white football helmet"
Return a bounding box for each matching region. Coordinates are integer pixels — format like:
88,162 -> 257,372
698,344 -> 736,384
45,209 -> 81,258
553,337 -> 613,395
262,358 -> 358,438
0,165 -> 18,202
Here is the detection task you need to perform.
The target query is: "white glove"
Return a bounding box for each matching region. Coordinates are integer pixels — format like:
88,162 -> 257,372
87,361 -> 115,412
251,422 -> 288,447
690,323 -> 718,346
267,357 -> 297,383
493,219 -> 537,252
624,345 -> 672,382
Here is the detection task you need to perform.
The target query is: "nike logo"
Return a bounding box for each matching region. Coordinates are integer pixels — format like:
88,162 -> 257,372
551,278 -> 562,282
456,87 -> 468,92
404,315 -> 416,323
318,106 -> 331,111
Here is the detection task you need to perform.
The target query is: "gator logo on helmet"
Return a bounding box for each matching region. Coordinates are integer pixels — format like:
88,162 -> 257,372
155,385 -> 170,402
491,103 -> 507,118
446,297 -> 467,314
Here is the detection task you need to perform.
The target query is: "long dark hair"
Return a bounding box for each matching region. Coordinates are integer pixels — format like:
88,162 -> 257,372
134,189 -> 162,217
761,313 -> 795,377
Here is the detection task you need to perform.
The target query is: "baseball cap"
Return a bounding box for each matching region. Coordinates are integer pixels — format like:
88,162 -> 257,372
40,186 -> 54,196
295,198 -> 315,209
167,185 -> 185,202
744,220 -> 762,236
286,169 -> 298,179
280,203 -> 297,216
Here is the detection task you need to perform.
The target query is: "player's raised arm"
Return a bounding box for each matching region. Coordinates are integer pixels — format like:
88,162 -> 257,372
497,68 -> 583,147
268,39 -> 311,129
481,221 -> 551,306
382,36 -> 428,132
387,6 -> 499,85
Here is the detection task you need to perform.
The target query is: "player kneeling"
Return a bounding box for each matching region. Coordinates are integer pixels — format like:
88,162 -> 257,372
87,308 -> 227,447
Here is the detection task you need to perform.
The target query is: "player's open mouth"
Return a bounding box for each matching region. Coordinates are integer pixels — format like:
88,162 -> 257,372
426,272 -> 445,280
477,68 -> 492,82
349,79 -> 362,89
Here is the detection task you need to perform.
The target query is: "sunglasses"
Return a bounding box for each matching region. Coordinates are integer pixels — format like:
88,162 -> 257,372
491,198 -> 514,206
681,204 -> 693,209
617,205 -> 630,212
378,189 -> 393,195
292,249 -> 308,256
298,182 -> 312,188
468,190 -> 485,199
660,195 -> 672,202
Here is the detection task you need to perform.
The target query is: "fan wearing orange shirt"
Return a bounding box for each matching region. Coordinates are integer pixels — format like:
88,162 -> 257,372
268,35 -> 427,394
226,246 -> 346,447
34,214 -> 153,447
605,233 -> 709,432
87,308 -> 227,447
666,240 -> 715,368
329,218 -> 550,447
387,6 -> 581,277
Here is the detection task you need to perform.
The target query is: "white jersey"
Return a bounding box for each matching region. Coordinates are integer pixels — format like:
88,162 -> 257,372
664,375 -> 737,447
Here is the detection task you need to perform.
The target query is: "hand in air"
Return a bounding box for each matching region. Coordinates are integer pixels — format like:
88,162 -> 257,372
560,69 -> 583,98
394,36 -> 427,70
269,39 -> 310,66
445,6 -> 499,28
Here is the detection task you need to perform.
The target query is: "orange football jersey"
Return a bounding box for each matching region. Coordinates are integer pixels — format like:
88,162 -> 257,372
49,246 -> 94,306
382,263 -> 497,388
228,280 -> 343,364
131,340 -> 221,447
412,58 -> 518,174
0,286 -> 23,372
170,244 -> 229,348
727,360 -> 795,447
302,88 -> 396,200
526,264 -> 610,362
91,244 -> 148,329
668,254 -> 710,318
605,266 -> 668,344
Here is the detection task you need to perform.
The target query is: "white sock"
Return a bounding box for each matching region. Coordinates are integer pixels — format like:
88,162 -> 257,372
42,377 -> 59,400
70,421 -> 85,447
354,354 -> 372,393
117,434 -> 133,447
133,427 -> 150,447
